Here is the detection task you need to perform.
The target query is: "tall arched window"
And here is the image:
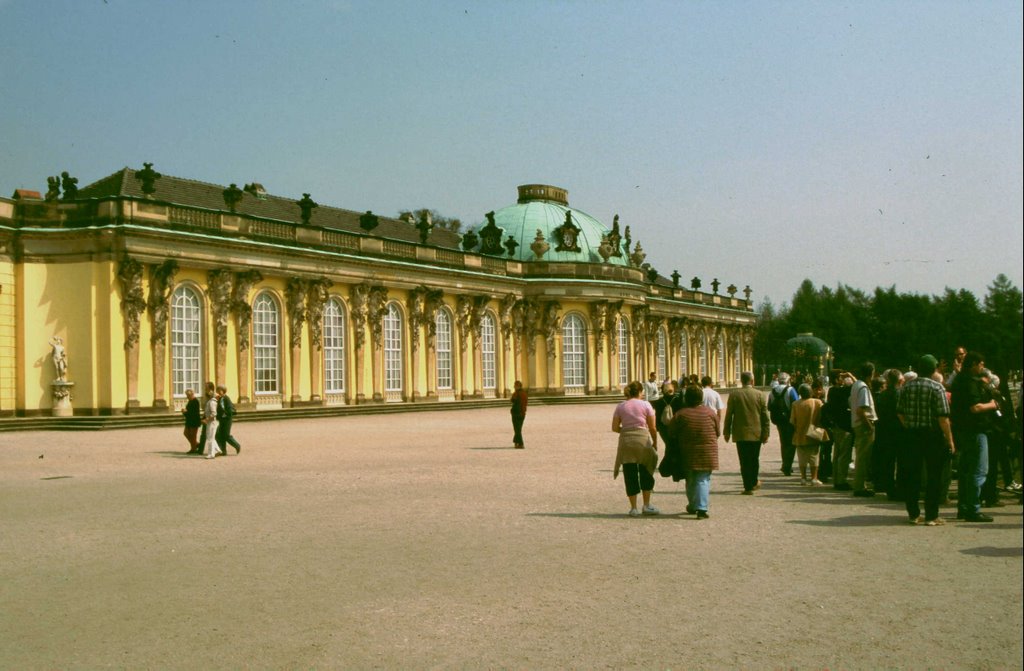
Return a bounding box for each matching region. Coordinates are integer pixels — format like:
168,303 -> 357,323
383,303 -> 404,399
562,314 -> 586,392
698,332 -> 708,379
171,285 -> 202,398
678,330 -> 689,381
656,327 -> 667,381
617,317 -> 630,387
322,298 -> 346,394
481,313 -> 497,393
253,291 -> 280,394
734,340 -> 742,384
717,334 -> 726,385
435,309 -> 453,390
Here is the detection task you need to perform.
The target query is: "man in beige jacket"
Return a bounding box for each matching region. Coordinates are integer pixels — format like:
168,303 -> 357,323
724,371 -> 771,494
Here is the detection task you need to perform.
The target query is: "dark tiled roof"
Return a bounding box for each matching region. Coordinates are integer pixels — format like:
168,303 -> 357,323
77,167 -> 463,250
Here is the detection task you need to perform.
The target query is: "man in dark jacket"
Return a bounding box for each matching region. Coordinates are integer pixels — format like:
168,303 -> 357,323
950,352 -> 997,522
215,385 -> 242,455
181,388 -> 203,454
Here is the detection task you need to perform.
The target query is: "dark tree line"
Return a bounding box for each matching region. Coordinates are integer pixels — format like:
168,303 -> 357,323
754,274 -> 1023,378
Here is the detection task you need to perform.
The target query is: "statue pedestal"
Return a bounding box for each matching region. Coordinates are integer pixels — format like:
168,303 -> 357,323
51,381 -> 75,417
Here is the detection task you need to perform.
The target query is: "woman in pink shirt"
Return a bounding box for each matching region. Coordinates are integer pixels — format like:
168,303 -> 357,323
612,381 -> 660,517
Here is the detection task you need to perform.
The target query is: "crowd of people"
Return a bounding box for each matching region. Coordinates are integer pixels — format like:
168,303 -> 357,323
609,349 -> 1022,523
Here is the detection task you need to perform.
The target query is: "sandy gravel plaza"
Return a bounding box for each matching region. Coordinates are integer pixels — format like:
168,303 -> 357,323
2,400 -> 1021,669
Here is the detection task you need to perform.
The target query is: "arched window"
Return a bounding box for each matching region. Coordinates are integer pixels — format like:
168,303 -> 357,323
435,309 -> 453,390
383,303 -> 403,398
717,334 -> 726,385
253,292 -> 280,394
698,332 -> 708,379
734,340 -> 742,384
323,298 -> 345,394
617,317 -> 630,387
678,330 -> 689,380
656,327 -> 667,381
481,313 -> 497,392
562,314 -> 586,392
171,285 -> 202,398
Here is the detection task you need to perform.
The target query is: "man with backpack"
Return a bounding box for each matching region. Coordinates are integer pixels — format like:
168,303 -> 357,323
768,372 -> 799,476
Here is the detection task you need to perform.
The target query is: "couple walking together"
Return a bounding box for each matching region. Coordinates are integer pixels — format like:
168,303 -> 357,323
612,381 -> 720,519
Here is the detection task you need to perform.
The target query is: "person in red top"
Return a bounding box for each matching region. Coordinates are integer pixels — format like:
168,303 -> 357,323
510,380 -> 528,449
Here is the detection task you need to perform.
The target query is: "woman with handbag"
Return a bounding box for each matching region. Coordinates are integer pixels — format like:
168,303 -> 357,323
790,383 -> 824,486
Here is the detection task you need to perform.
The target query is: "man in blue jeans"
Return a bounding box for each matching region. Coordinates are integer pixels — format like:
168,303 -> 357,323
950,352 -> 997,522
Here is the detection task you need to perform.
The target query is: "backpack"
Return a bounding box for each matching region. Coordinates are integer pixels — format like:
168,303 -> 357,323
661,399 -> 676,425
768,386 -> 792,425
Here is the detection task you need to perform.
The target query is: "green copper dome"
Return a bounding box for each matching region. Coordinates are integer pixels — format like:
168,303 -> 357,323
482,184 -> 630,266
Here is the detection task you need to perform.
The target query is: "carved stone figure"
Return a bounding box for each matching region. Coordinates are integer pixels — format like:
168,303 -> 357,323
50,336 -> 67,382
727,283 -> 737,297
537,301 -> 562,359
60,171 -> 78,201
359,210 -> 379,233
45,176 -> 60,201
671,270 -> 681,288
232,270 -> 263,351
366,286 -> 389,350
590,301 -> 608,354
460,228 -> 479,251
691,277 -> 702,291
134,163 -> 161,196
147,260 -> 179,346
285,278 -> 308,348
608,215 -> 623,257
206,269 -> 234,348
503,235 -> 519,257
744,285 -> 753,301
416,211 -> 433,244
624,225 -> 632,256
554,211 -> 581,253
478,211 -> 504,255
711,278 -> 721,294
297,193 -> 318,225
349,284 -> 370,350
223,183 -> 244,212
499,293 -> 517,346
118,257 -> 146,350
597,235 -> 613,263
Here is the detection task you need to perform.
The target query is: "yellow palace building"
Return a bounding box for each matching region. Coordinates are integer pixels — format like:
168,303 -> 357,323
0,165 -> 755,417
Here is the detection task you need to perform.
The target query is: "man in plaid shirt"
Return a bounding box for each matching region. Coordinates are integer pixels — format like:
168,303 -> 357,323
896,354 -> 955,526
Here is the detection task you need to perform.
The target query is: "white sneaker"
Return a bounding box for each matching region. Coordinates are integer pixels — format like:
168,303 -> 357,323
628,508 -> 640,517
642,505 -> 660,515
800,478 -> 809,486
811,479 -> 823,486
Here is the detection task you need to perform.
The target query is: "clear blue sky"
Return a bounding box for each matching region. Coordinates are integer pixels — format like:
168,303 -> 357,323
2,0 -> 1021,307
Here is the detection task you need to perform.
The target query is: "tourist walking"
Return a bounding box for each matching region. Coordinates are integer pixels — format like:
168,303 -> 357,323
669,384 -> 721,519
790,384 -> 824,485
510,380 -> 528,449
612,381 -> 659,517
896,355 -> 955,526
850,363 -> 878,497
181,389 -> 202,454
723,371 -> 770,495
215,385 -> 241,455
768,372 -> 798,476
202,388 -> 222,459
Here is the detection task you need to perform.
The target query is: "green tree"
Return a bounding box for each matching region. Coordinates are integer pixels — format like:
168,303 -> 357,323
980,274 -> 1023,375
